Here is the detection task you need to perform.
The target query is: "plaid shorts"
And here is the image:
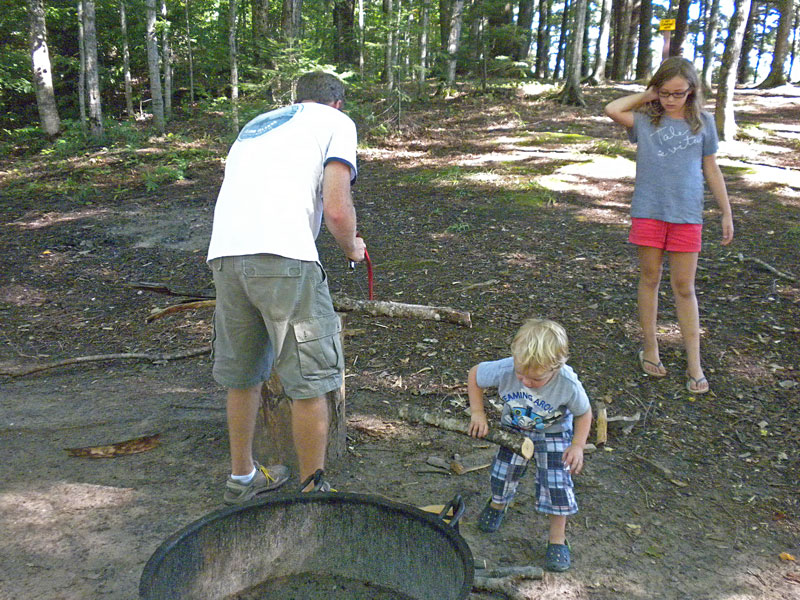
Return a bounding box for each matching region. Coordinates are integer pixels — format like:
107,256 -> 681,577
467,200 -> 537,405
489,430 -> 578,516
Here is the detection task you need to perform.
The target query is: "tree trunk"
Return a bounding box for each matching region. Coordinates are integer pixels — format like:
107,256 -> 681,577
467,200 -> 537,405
581,0 -> 591,76
611,0 -> 633,79
517,0 -> 535,60
83,0 -> 104,141
145,0 -> 165,133
281,0 -> 303,41
160,0 -> 172,120
625,0 -> 640,76
737,0 -> 758,83
753,3 -> 768,82
535,0 -> 551,78
27,0 -> 61,136
758,0 -> 792,87
553,0 -> 570,79
559,0 -> 587,105
383,0 -> 394,87
669,0 -> 690,55
715,0 -> 753,141
229,0 -> 240,133
701,0 -> 720,93
252,0 -> 270,64
77,0 -> 87,134
185,0 -> 195,104
419,0 -> 430,87
119,0 -> 134,117
446,0 -> 465,83
333,0 -> 357,66
358,0 -> 365,76
587,0 -> 611,83
440,0 -> 451,54
635,0 -> 652,79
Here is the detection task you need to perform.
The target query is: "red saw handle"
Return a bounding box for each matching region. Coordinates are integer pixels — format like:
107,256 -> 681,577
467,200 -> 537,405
363,248 -> 373,300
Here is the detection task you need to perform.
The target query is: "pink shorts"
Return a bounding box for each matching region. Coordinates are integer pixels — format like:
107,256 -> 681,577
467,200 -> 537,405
629,218 -> 703,253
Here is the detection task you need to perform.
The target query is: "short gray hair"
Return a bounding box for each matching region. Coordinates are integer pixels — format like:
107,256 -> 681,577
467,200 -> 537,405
295,72 -> 345,105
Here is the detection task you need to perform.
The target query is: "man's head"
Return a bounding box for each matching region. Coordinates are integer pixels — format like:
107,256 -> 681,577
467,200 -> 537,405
295,72 -> 346,108
511,318 -> 569,386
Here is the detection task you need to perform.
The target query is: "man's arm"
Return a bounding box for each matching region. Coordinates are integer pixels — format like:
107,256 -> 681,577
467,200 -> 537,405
322,160 -> 366,262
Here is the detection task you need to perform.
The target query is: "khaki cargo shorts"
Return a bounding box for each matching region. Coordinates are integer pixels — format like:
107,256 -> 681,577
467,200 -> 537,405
209,254 -> 343,399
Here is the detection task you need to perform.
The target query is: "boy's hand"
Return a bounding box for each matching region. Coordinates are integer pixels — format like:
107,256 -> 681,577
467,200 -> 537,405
562,444 -> 585,475
468,412 -> 489,438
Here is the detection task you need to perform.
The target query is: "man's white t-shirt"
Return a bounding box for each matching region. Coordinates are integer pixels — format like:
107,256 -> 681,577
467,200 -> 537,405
207,102 -> 358,263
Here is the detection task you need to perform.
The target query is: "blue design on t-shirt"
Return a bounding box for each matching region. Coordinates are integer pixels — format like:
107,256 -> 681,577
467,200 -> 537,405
238,104 -> 302,140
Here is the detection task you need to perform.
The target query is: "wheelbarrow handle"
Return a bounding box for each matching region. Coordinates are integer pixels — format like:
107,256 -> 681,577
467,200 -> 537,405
438,494 -> 466,529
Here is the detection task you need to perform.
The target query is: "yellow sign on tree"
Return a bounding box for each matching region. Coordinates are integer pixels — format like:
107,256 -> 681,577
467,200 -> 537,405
659,19 -> 676,31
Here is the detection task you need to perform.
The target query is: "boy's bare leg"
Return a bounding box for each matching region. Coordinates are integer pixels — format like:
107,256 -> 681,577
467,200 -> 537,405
637,246 -> 667,372
668,251 -> 705,383
227,384 -> 262,475
548,514 -> 567,544
292,396 -> 329,489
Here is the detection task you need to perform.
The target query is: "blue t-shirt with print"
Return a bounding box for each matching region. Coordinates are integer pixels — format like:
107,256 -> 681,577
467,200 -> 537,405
475,357 -> 591,435
627,111 -> 719,225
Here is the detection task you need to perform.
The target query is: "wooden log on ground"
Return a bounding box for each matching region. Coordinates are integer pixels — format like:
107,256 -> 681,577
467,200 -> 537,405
254,316 -> 347,469
145,296 -> 472,327
398,404 -> 534,459
595,401 -> 608,446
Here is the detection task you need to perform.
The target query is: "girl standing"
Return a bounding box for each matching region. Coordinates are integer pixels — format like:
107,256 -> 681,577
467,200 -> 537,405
604,57 -> 734,394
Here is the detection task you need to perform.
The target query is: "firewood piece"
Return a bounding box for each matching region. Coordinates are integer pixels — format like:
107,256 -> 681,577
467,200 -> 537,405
146,300 -> 217,322
634,454 -> 689,487
426,456 -> 452,470
595,401 -> 608,445
472,576 -> 529,600
607,411 -> 641,434
332,294 -> 472,327
398,404 -> 534,459
144,296 -> 472,328
475,566 -> 544,579
0,347 -> 211,378
450,453 -> 465,475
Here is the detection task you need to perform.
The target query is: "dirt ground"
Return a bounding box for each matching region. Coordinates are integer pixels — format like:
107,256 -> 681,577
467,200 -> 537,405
1,83 -> 799,600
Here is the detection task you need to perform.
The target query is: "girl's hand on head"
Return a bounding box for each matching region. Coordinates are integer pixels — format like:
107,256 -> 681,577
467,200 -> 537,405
643,86 -> 660,102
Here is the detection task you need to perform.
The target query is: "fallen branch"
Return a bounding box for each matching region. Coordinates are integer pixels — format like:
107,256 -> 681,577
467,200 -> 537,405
475,566 -> 544,579
0,347 -> 210,378
331,294 -> 472,327
737,253 -> 797,282
472,575 -> 531,600
398,404 -> 534,459
146,296 -> 472,327
633,454 -> 688,487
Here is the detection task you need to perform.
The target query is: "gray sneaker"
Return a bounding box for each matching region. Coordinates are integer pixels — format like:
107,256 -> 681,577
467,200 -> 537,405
223,462 -> 289,505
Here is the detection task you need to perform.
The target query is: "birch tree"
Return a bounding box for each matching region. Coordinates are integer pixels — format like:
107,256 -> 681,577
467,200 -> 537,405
715,0 -> 753,140
26,0 -> 61,136
77,0 -> 87,133
184,0 -> 195,104
587,0 -> 612,83
83,0 -> 104,140
145,0 -> 165,133
161,0 -> 172,120
229,0 -> 239,132
120,0 -> 134,117
758,0 -> 793,87
701,0 -> 720,93
445,0 -> 466,84
559,0 -> 587,105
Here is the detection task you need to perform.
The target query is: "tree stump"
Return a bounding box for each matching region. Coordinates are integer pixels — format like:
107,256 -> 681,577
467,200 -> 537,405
253,315 -> 347,473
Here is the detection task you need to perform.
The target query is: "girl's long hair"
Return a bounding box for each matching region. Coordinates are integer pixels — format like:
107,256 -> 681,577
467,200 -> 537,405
642,57 -> 704,134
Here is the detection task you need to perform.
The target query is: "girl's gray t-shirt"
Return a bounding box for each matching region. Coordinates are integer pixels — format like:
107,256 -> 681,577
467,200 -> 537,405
475,357 -> 591,435
627,111 -> 719,224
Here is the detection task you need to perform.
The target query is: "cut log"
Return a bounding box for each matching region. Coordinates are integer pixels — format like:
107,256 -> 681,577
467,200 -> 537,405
595,401 -> 608,446
398,404 -> 534,460
331,294 -> 471,327
144,295 -> 472,327
474,566 -> 544,579
472,576 -> 529,600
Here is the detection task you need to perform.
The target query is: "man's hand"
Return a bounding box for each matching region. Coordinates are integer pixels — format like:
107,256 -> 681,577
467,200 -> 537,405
347,235 -> 367,263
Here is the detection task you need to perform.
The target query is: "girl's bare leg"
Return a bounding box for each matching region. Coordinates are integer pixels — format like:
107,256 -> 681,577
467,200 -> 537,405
637,246 -> 667,374
668,251 -> 706,389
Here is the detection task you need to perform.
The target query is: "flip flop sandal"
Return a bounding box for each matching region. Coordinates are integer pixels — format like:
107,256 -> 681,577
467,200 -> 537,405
685,373 -> 709,394
638,350 -> 667,378
545,540 -> 571,572
477,499 -> 507,533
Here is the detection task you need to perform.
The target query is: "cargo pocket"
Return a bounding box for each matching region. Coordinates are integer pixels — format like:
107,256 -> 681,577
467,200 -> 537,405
291,315 -> 343,380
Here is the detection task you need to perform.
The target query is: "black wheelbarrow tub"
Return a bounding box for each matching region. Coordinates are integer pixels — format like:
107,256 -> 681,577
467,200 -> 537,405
140,492 -> 474,600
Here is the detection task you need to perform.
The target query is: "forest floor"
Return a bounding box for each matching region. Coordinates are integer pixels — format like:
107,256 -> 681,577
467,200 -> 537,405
1,82 -> 799,600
